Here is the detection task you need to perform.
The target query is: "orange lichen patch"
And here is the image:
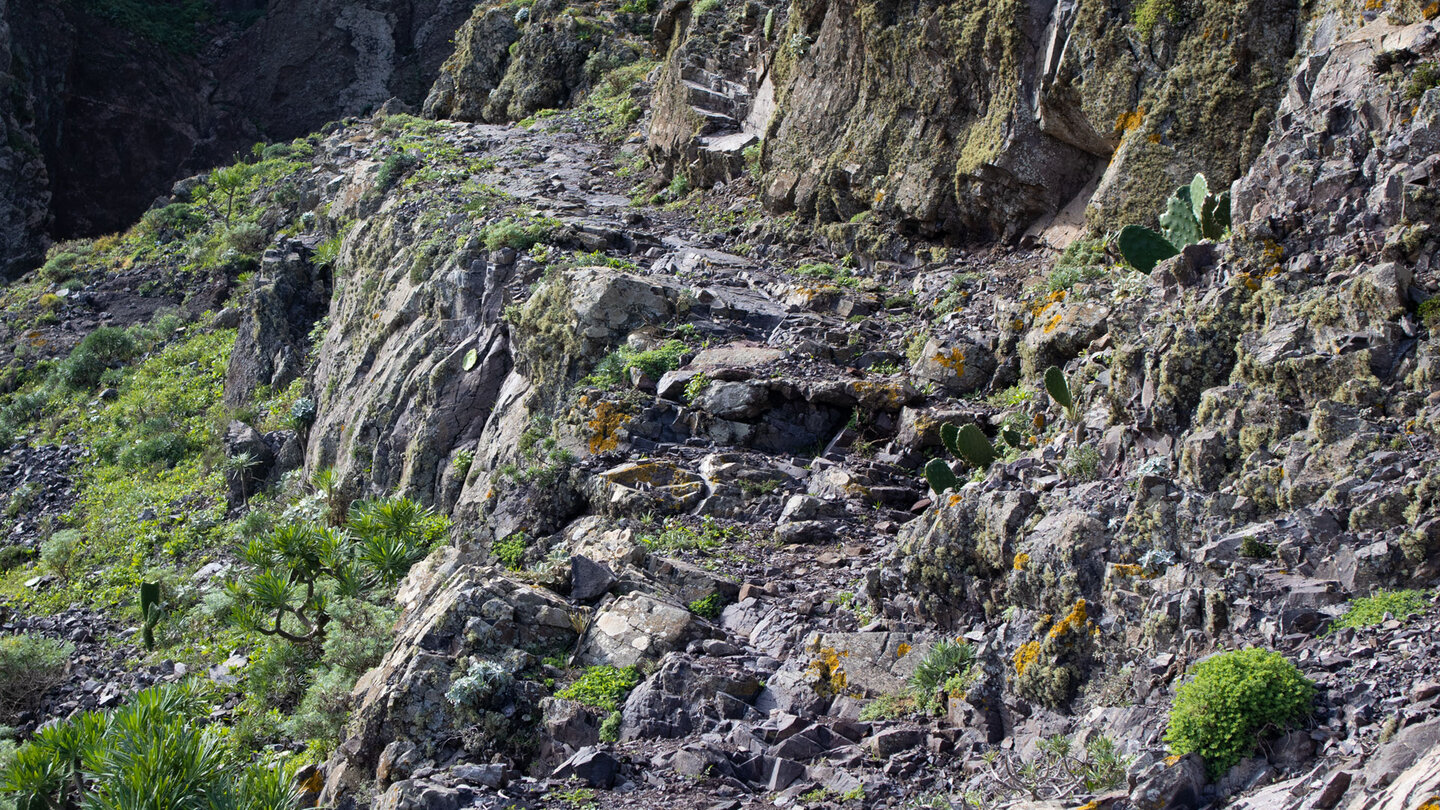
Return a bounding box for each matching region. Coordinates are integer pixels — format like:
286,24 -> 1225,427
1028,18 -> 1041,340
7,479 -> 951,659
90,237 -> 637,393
1033,413 -> 1046,431
896,643 -> 912,658
1147,133 -> 1163,144
1428,1 -> 1440,18
1048,599 -> 1090,640
1028,289 -> 1067,317
947,494 -> 964,507
1013,641 -> 1041,676
1074,801 -> 1100,810
1114,106 -> 1146,134
1043,311 -> 1064,334
1112,563 -> 1145,578
845,380 -> 911,410
1413,796 -> 1439,810
586,400 -> 631,454
931,348 -> 967,380
1164,754 -> 1184,767
1013,552 -> 1031,571
808,647 -> 851,697
1363,0 -> 1386,9
1262,239 -> 1285,272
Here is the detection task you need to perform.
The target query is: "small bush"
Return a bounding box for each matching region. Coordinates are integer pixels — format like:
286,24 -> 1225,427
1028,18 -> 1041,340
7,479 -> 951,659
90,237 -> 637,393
0,635 -> 72,720
1165,648 -> 1314,778
599,710 -> 622,742
375,151 -> 419,191
139,203 -> 205,242
39,530 -> 82,582
555,666 -> 642,712
224,222 -> 268,254
1332,589 -> 1430,630
55,327 -> 136,390
494,532 -> 528,570
1405,61 -> 1440,100
1062,445 -> 1101,482
1419,296 -> 1440,328
478,217 -> 559,252
40,252 -> 82,283
584,340 -> 689,389
908,640 -> 975,714
687,593 -> 724,619
858,692 -> 917,721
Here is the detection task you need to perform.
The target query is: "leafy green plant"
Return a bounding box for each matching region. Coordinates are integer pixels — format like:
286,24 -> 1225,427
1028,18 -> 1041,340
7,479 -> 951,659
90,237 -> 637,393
55,327 -> 137,390
683,372 -> 712,403
478,217 -> 561,252
39,530 -> 81,583
1117,173 -> 1230,272
909,640 -> 975,714
494,532 -> 528,570
1332,589 -> 1430,630
228,497 -> 446,643
555,666 -> 642,712
584,340 -> 689,390
1164,648 -> 1315,778
1,681 -> 298,810
375,151 -> 420,191
1061,445 -> 1100,482
639,516 -> 745,556
687,593 -> 724,619
0,635 -> 72,721
599,710 -> 622,742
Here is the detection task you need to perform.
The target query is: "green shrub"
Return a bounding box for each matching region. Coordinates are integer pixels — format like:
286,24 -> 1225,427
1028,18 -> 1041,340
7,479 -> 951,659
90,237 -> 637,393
229,497 -> 445,644
687,593 -> 724,619
583,340 -> 689,389
139,203 -> 205,242
555,666 -> 642,712
1332,589 -> 1430,630
1419,296 -> 1440,328
1405,61 -> 1440,100
39,252 -> 82,283
858,692 -> 917,721
478,217 -> 560,252
1164,648 -> 1314,777
55,327 -> 137,390
375,151 -> 419,191
908,640 -> 975,714
1,682 -> 298,810
0,635 -> 72,721
224,222 -> 268,255
494,532 -> 528,570
39,530 -> 82,582
599,710 -> 622,742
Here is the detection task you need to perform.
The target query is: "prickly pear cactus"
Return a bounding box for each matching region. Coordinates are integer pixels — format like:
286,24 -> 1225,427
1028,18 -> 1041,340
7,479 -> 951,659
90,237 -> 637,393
1117,225 -> 1179,273
925,457 -> 960,494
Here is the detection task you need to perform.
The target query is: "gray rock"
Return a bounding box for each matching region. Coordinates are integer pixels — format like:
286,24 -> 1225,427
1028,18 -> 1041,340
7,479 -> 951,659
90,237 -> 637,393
551,747 -> 620,788
569,555 -> 616,602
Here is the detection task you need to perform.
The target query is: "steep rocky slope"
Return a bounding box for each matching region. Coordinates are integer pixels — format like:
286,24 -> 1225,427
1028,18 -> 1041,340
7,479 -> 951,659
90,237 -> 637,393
0,0 -> 476,276
0,1 -> 1438,810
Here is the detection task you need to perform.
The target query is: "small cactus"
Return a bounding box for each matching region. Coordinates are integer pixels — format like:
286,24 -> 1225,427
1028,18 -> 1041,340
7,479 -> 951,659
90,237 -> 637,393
1000,428 -> 1024,449
140,581 -> 161,651
1117,174 -> 1231,272
462,348 -> 479,371
1044,365 -> 1077,422
1117,225 -> 1179,273
940,423 -> 961,457
925,458 -> 960,495
951,423 -> 998,469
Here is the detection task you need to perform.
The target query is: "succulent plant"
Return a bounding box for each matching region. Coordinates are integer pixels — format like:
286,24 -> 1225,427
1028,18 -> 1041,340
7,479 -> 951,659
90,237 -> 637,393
1117,173 -> 1231,272
924,457 -> 960,495
140,581 -> 161,651
1043,365 -> 1077,422
941,422 -> 998,470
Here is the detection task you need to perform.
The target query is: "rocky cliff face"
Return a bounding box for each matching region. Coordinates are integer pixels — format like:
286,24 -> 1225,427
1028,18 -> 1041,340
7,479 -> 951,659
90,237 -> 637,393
646,0 -> 1320,242
2,2 -> 1440,810
0,0 -> 476,277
